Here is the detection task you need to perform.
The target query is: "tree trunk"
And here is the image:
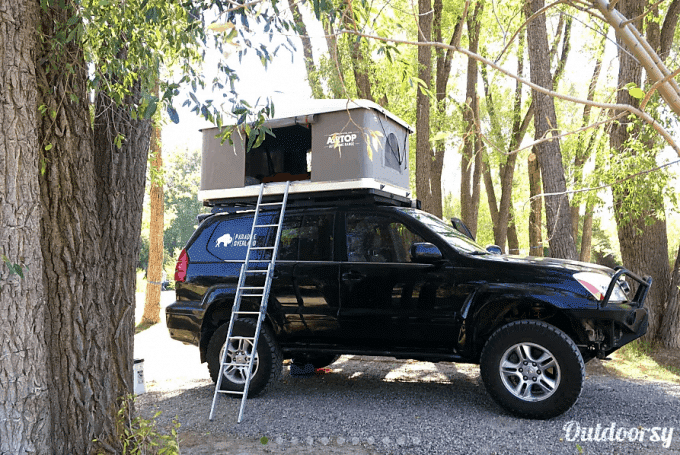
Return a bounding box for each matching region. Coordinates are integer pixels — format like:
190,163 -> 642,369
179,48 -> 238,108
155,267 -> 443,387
525,0 -> 576,260
0,1 -> 50,452
460,4 -> 483,232
143,120 -> 164,325
609,0 -> 670,341
289,0 -> 324,98
321,18 -> 345,99
528,151 -> 543,257
36,4 -> 126,452
92,81 -> 152,451
415,0 -> 435,214
659,246 -> 680,348
342,2 -> 374,101
579,202 -> 594,263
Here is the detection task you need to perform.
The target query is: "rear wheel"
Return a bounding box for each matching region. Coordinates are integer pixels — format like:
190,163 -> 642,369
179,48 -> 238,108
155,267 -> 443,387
207,319 -> 282,397
480,320 -> 584,419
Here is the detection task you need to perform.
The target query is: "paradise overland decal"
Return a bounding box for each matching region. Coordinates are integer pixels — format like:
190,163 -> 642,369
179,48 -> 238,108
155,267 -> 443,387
215,233 -> 256,248
325,131 -> 359,149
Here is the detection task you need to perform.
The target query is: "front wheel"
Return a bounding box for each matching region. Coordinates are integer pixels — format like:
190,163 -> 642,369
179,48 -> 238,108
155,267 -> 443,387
207,319 -> 282,398
480,320 -> 584,419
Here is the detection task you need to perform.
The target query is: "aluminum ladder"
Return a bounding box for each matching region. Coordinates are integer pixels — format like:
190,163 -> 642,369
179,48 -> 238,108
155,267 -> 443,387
209,181 -> 291,423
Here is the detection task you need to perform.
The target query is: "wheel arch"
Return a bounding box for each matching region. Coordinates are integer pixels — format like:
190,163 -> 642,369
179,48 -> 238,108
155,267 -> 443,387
465,290 -> 588,362
198,287 -> 283,363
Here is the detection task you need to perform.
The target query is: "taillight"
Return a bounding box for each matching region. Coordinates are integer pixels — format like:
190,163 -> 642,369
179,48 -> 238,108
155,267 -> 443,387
174,249 -> 188,282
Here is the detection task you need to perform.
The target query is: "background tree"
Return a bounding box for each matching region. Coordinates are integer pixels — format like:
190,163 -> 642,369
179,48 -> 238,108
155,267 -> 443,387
143,117 -> 164,325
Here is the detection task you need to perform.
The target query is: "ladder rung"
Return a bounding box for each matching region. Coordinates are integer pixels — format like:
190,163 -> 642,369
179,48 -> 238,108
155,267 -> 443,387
232,311 -> 261,315
226,336 -> 256,341
244,270 -> 267,274
254,224 -> 279,228
217,389 -> 245,395
259,202 -> 283,206
221,362 -> 253,368
250,246 -> 274,250
239,286 -> 265,290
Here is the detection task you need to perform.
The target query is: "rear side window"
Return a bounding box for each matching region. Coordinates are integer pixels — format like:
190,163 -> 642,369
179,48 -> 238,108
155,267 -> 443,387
206,214 -> 272,261
279,213 -> 334,261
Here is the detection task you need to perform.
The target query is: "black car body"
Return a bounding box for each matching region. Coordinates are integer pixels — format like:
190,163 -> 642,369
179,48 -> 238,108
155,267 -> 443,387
166,199 -> 651,419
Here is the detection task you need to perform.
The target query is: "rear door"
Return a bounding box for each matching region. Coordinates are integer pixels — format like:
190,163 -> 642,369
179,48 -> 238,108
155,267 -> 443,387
270,210 -> 341,343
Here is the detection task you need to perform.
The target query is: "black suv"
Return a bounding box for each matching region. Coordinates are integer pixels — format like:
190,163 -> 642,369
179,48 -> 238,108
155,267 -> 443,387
166,196 -> 651,419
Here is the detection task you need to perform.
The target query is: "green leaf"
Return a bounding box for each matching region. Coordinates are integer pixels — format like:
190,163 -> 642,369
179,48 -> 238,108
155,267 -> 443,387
628,86 -> 645,99
260,436 -> 268,445
167,106 -> 179,124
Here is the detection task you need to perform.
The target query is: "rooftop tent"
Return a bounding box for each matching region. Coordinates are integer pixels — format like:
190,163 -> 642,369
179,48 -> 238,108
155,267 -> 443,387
199,99 -> 413,205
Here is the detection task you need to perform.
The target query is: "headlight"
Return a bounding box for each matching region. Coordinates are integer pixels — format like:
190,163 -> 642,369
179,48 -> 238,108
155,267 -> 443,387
574,272 -> 628,303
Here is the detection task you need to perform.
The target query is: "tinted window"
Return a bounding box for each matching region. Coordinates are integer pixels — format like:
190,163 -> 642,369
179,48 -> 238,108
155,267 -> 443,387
206,214 -> 273,261
346,213 -> 425,263
279,213 -> 334,261
396,208 -> 487,254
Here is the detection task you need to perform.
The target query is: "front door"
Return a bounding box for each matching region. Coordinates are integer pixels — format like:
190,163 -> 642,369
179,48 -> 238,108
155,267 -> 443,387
339,211 -> 457,350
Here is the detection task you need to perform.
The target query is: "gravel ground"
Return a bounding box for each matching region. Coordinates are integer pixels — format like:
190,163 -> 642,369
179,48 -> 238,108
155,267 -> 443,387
134,292 -> 680,454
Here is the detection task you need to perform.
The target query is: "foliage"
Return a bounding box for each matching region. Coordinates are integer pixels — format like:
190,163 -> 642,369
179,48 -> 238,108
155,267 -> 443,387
163,147 -> 208,260
0,255 -> 26,291
96,395 -> 180,455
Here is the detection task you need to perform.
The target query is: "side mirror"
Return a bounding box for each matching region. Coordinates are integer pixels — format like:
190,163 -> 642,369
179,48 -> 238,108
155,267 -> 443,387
410,242 -> 443,263
486,245 -> 503,255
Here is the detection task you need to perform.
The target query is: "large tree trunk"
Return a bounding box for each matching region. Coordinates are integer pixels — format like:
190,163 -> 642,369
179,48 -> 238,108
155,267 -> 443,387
92,83 -> 152,450
143,120 -> 164,325
610,0 -> 670,341
659,246 -> 680,348
460,4 -> 483,233
415,0 -> 435,214
525,0 -> 576,260
0,1 -> 50,452
36,4 -> 120,452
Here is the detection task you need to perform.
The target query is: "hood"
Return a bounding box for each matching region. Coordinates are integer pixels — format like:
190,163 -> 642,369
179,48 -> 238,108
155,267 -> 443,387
479,253 -> 616,276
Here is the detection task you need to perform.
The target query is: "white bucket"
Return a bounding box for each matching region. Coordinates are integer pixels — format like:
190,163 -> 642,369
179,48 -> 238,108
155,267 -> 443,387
133,359 -> 146,394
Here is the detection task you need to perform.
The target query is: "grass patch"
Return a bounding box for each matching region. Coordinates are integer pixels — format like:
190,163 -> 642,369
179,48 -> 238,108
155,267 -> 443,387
602,339 -> 680,383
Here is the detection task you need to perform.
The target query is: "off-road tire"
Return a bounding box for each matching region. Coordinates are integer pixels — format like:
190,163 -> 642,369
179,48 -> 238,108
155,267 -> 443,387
207,319 -> 282,398
480,320 -> 585,419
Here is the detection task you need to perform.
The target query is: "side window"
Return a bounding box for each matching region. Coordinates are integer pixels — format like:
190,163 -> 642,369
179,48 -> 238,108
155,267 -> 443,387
206,214 -> 270,261
278,213 -> 334,261
346,213 -> 425,263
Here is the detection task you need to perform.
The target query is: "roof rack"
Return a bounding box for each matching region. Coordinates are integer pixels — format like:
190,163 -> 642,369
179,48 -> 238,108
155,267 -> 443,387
202,179 -> 420,214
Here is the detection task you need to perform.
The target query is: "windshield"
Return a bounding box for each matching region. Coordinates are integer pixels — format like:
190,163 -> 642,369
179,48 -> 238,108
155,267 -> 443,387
396,208 -> 488,254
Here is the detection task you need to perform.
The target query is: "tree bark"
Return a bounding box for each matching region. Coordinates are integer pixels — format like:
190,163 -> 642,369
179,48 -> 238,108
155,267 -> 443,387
659,246 -> 680,348
342,1 -> 374,101
460,4 -> 483,233
579,201 -> 594,263
609,0 -> 670,341
525,0 -> 576,260
289,0 -> 324,98
0,1 -> 50,452
415,0 -> 435,214
143,119 -> 164,325
528,151 -> 543,257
